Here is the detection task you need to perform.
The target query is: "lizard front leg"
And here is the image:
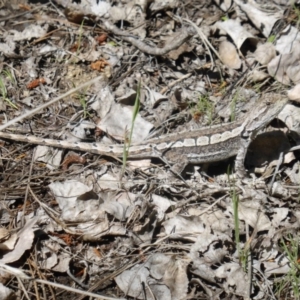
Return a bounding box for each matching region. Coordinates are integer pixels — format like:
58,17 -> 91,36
235,138 -> 250,178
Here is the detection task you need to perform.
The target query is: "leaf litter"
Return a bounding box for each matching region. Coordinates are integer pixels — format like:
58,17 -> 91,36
1,0 -> 300,299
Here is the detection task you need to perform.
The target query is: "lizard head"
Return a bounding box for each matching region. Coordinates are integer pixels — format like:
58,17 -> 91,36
243,93 -> 288,136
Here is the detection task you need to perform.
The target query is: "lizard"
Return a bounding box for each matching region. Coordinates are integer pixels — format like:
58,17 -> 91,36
0,93 -> 288,175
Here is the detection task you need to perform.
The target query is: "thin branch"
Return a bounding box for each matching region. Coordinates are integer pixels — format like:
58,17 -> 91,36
0,75 -> 107,131
101,20 -> 196,56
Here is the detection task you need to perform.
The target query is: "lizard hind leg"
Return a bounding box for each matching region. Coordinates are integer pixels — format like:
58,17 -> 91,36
169,156 -> 189,175
158,154 -> 189,185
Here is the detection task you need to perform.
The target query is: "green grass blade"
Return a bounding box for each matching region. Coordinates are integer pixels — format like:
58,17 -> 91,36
121,81 -> 141,176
